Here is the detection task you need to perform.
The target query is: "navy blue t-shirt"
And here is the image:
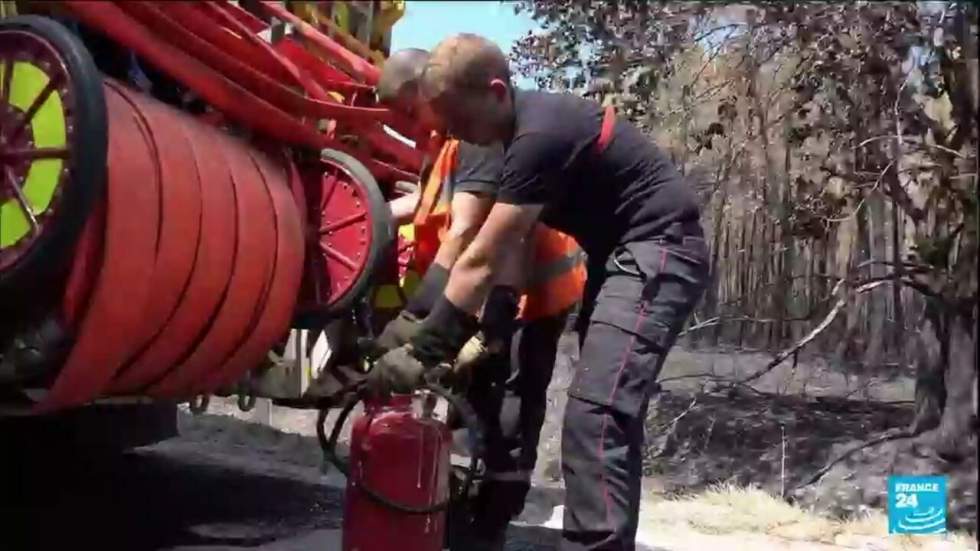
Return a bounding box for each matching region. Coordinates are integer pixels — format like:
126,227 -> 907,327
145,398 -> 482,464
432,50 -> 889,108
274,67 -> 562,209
448,141 -> 503,198
497,90 -> 701,256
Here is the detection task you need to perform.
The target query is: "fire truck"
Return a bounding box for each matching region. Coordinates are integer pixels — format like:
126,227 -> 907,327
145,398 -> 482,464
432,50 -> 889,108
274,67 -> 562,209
1,4 -> 491,548
0,0 -> 419,451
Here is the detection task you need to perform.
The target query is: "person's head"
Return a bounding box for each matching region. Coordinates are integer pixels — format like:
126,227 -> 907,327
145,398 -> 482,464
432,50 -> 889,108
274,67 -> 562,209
420,33 -> 515,145
376,48 -> 440,135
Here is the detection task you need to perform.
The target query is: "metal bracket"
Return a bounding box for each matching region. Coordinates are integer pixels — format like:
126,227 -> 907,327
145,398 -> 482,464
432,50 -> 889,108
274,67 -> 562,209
189,394 -> 210,415
245,321 -> 355,401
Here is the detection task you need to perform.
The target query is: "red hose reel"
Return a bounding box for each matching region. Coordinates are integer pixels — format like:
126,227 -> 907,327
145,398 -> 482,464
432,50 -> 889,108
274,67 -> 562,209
0,13 -> 396,411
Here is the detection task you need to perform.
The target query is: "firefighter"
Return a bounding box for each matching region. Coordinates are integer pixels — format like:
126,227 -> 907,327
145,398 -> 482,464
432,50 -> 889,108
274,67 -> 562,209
373,48 -> 587,550
368,34 -> 711,551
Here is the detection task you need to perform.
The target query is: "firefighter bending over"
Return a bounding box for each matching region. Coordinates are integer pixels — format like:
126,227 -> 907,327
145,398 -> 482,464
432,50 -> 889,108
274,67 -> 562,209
369,35 -> 710,551
372,48 -> 586,550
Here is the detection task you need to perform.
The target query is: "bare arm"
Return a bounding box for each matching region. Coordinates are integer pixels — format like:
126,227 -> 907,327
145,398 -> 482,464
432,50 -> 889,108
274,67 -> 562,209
494,233 -> 530,291
388,188 -> 420,226
444,203 -> 543,315
432,190 -> 494,269
395,136 -> 565,368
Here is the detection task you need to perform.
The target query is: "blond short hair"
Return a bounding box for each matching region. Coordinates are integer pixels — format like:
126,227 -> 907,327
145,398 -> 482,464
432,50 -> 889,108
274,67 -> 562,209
421,33 -> 511,100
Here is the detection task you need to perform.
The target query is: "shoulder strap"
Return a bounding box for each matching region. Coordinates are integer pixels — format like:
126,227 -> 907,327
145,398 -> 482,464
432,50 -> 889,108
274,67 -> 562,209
594,105 -> 616,155
413,140 -> 458,226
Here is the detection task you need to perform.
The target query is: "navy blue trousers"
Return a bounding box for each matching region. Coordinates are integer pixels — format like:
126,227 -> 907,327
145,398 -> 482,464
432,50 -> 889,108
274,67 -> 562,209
561,236 -> 709,550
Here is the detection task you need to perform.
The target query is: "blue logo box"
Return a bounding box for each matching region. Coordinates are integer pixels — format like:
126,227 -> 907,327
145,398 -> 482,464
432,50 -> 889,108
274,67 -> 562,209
888,475 -> 947,534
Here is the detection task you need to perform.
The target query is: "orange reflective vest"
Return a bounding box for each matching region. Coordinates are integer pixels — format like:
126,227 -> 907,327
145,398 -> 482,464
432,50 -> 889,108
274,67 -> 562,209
519,226 -> 586,320
411,140 -> 458,275
370,132 -> 448,314
412,139 -> 586,321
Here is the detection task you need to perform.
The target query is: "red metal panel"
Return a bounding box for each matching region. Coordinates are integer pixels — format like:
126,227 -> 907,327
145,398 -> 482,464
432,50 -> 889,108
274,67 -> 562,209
156,1 -> 303,88
255,1 -> 382,86
35,82 -> 161,413
58,1 -> 325,148
197,1 -> 329,102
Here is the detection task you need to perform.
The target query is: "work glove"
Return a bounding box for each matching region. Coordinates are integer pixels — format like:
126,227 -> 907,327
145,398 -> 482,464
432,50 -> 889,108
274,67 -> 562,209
453,330 -> 511,373
450,332 -> 490,391
481,286 -> 520,344
375,310 -> 422,352
409,296 -> 481,366
405,264 -> 450,318
366,344 -> 429,396
454,331 -> 489,372
448,287 -> 520,384
367,295 -> 480,397
372,264 -> 452,354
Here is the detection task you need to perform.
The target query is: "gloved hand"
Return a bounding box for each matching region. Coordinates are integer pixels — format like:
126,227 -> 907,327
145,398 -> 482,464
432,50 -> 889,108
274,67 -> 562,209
366,344 -> 428,396
373,265 -> 451,354
448,287 -> 519,382
408,296 -> 481,367
453,331 -> 489,380
375,310 -> 422,352
481,286 -> 520,343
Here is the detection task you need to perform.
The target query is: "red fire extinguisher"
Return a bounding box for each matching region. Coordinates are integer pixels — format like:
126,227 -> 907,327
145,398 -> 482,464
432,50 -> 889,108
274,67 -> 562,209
342,394 -> 451,551
318,363 -> 484,551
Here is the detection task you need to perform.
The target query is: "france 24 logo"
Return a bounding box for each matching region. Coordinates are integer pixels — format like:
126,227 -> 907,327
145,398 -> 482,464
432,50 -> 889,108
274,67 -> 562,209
888,476 -> 947,534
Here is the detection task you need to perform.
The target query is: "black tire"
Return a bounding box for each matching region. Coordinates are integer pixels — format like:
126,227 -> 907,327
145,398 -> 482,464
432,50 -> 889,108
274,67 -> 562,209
295,148 -> 394,327
0,16 -> 107,306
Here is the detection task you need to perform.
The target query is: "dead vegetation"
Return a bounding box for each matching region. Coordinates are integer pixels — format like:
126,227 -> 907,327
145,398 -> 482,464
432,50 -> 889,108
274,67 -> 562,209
639,484 -> 977,550
513,3 -> 978,528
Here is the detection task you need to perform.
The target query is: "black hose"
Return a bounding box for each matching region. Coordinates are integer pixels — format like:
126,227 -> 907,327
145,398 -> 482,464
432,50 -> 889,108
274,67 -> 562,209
316,382 -> 484,515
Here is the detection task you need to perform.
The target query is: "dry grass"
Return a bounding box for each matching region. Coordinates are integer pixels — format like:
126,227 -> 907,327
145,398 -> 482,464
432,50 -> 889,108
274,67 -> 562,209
637,484 -> 976,551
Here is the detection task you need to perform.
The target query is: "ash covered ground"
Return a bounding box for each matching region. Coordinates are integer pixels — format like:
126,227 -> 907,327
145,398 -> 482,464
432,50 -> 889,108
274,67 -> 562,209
1,337 -> 974,550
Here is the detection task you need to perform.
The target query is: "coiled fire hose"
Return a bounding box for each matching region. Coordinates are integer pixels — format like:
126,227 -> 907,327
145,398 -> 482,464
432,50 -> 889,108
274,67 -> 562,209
316,360 -> 485,515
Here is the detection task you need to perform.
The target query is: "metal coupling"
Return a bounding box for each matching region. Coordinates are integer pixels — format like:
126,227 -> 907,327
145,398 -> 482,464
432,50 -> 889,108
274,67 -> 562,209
237,387 -> 257,412
189,394 -> 210,415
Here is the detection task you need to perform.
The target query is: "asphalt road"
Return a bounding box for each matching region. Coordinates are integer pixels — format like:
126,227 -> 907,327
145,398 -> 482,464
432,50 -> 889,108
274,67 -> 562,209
2,444 -> 342,550
0,332 -> 666,551
0,418 -> 567,551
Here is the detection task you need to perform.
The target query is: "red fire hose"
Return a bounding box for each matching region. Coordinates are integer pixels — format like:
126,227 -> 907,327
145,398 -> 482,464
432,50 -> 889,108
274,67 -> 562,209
56,1 -> 422,181
35,77 -> 306,411
0,10 -> 420,411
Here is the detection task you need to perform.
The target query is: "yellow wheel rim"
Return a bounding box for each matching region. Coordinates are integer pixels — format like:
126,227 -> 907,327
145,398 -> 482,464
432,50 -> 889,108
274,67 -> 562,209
0,17 -> 107,295
1,59 -> 67,249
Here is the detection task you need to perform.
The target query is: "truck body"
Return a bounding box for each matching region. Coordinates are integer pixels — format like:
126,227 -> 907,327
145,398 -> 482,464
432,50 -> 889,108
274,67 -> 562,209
0,0 -> 417,448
